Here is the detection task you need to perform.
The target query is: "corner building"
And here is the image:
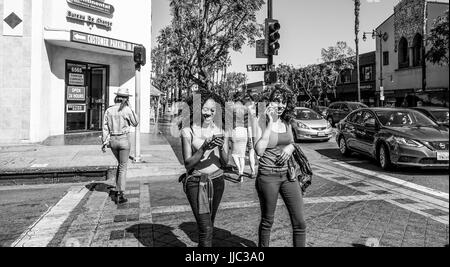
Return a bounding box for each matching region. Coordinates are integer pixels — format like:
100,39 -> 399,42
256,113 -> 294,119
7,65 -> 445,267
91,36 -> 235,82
0,0 -> 152,144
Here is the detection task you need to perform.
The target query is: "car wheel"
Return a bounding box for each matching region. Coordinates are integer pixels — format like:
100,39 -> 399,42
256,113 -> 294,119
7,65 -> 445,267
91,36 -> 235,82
328,117 -> 334,127
339,137 -> 351,156
378,143 -> 392,170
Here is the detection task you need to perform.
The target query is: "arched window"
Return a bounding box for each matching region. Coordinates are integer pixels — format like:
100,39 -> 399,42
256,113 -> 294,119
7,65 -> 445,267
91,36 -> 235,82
412,34 -> 423,67
398,37 -> 409,69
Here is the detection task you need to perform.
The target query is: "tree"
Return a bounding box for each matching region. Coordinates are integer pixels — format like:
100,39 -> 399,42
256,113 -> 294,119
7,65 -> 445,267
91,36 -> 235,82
216,72 -> 247,101
164,0 -> 264,95
354,0 -> 361,102
321,41 -> 355,99
426,10 -> 449,66
297,65 -> 323,105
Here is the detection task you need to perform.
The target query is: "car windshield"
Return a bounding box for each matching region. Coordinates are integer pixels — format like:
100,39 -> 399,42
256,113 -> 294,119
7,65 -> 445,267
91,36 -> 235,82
376,110 -> 439,127
295,109 -> 323,120
431,110 -> 450,124
349,103 -> 368,110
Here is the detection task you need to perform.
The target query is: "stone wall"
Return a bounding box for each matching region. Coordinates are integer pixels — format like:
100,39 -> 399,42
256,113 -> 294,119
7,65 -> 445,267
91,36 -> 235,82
394,0 -> 425,48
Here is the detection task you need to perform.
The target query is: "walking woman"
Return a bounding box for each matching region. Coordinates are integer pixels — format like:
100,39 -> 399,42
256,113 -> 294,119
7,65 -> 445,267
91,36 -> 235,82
243,94 -> 259,179
102,88 -> 139,205
254,85 -> 307,247
231,99 -> 249,182
179,89 -> 229,247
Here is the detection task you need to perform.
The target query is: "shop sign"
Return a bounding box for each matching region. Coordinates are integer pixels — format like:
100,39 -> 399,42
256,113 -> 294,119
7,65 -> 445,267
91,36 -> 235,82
67,0 -> 114,15
67,86 -> 86,101
71,30 -> 138,53
67,10 -> 112,29
67,104 -> 86,113
69,73 -> 85,86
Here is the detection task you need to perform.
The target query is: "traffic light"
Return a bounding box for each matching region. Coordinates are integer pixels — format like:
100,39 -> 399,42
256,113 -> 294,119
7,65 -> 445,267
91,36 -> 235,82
134,45 -> 146,66
264,71 -> 278,84
265,19 -> 281,56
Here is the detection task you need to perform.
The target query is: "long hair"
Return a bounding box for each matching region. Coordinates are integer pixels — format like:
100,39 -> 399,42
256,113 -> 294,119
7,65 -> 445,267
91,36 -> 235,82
179,89 -> 226,130
265,84 -> 297,123
115,96 -> 130,112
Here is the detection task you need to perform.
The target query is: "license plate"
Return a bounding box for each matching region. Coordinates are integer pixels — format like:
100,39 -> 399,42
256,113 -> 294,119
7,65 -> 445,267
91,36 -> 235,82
317,132 -> 326,137
437,152 -> 449,161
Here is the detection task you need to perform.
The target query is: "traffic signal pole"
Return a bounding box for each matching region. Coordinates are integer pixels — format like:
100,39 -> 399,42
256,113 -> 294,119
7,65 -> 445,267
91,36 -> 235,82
267,0 -> 273,69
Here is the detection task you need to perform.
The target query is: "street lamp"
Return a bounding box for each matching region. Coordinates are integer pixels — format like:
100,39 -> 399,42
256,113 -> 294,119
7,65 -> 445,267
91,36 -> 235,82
363,30 -> 387,107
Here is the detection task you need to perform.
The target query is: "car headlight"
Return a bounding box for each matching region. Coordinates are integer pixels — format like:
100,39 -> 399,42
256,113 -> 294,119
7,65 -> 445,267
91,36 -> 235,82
393,137 -> 424,147
297,122 -> 311,130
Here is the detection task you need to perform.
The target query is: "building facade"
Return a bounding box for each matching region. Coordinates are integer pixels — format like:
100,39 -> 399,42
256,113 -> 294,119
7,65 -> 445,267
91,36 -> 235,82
0,0 -> 152,144
335,52 -> 377,106
375,0 -> 449,107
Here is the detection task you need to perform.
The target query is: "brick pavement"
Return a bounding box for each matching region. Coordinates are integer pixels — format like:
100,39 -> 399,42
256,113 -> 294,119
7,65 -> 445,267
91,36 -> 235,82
6,121 -> 449,247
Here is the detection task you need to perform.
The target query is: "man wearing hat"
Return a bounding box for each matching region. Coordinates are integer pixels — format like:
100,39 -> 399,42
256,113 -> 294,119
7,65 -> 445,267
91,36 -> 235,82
102,88 -> 139,205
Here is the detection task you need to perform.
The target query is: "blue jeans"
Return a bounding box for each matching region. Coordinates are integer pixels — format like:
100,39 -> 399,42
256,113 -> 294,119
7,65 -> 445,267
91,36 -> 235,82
185,177 -> 225,247
256,168 -> 307,247
110,135 -> 131,192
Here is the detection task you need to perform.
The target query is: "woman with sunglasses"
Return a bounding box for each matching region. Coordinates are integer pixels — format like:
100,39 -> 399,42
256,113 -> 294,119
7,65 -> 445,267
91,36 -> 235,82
254,85 -> 307,247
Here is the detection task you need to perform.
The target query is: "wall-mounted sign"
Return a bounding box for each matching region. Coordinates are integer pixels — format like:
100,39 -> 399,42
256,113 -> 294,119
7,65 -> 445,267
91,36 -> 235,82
67,0 -> 114,15
71,30 -> 139,53
67,10 -> 112,29
69,73 -> 85,86
67,104 -> 86,113
67,86 -> 86,101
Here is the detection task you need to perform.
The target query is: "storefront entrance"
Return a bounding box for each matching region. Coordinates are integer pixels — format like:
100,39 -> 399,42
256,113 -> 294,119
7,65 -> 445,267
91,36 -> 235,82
65,61 -> 109,133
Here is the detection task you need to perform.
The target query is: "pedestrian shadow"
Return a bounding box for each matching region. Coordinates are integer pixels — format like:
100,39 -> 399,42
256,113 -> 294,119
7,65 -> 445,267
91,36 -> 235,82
126,224 -> 187,247
85,182 -> 116,203
179,222 -> 257,247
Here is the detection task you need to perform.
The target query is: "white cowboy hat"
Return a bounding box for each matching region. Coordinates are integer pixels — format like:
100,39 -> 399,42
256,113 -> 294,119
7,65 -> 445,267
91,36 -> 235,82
115,88 -> 133,97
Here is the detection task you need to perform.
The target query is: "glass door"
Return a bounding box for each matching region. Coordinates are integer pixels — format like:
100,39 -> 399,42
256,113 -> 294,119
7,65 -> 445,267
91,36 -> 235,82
88,66 -> 108,131
66,62 -> 88,132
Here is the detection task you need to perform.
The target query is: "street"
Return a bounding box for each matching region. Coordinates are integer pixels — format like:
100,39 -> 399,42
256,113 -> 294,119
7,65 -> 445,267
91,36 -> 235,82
1,122 -> 448,247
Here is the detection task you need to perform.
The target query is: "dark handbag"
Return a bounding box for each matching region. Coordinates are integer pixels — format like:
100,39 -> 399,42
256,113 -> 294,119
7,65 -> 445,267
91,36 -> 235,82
288,145 -> 313,193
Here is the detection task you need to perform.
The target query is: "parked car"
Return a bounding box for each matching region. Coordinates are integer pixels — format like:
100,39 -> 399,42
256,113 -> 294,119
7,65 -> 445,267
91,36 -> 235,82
312,106 -> 329,117
412,106 -> 449,129
336,108 -> 449,170
326,102 -> 368,127
291,107 -> 333,142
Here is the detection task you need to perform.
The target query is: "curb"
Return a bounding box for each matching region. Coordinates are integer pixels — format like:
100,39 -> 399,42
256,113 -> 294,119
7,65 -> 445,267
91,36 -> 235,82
0,166 -> 116,186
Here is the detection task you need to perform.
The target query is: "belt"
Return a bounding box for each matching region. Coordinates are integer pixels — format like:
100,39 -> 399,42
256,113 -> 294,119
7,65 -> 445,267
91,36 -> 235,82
259,167 -> 289,173
110,133 -> 129,137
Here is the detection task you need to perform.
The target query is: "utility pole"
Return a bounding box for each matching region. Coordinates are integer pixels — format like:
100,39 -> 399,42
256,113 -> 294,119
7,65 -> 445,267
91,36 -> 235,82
422,0 -> 428,95
134,62 -> 142,163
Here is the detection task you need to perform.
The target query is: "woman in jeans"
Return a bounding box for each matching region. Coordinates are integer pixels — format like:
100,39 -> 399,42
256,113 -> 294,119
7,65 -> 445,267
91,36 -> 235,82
254,85 -> 307,247
102,88 -> 139,205
180,90 -> 229,247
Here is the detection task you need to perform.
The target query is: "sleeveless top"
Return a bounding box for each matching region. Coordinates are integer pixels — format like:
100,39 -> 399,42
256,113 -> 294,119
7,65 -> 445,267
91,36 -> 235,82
181,125 -> 224,175
259,123 -> 295,170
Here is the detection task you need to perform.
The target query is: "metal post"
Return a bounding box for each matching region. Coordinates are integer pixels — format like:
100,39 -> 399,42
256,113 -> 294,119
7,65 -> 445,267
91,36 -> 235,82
267,0 -> 273,69
134,64 -> 142,163
379,35 -> 384,107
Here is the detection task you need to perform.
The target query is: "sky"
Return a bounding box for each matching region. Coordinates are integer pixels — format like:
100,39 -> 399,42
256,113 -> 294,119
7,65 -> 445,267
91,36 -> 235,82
151,0 -> 448,83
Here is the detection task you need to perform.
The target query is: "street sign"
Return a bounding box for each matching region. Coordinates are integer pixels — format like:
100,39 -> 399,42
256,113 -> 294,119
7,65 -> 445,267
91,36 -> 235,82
247,64 -> 268,72
256,39 -> 267,58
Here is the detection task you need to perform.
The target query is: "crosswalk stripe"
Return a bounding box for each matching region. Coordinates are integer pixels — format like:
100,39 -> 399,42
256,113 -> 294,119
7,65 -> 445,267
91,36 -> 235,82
11,186 -> 89,247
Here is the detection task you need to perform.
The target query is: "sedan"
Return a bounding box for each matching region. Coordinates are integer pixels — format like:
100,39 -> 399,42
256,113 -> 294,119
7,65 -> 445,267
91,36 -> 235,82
412,106 -> 449,129
336,108 -> 449,170
292,108 -> 333,142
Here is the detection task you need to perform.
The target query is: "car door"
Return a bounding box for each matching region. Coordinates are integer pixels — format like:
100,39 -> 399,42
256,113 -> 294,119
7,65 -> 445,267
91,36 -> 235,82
359,111 -> 378,154
349,110 -> 365,151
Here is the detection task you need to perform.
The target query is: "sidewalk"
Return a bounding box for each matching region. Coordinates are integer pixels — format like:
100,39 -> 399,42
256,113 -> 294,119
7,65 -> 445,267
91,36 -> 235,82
0,130 -> 185,185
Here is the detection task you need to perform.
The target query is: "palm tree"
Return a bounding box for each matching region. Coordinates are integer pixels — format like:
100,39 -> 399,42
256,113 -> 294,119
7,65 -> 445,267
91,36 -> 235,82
354,0 -> 361,102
